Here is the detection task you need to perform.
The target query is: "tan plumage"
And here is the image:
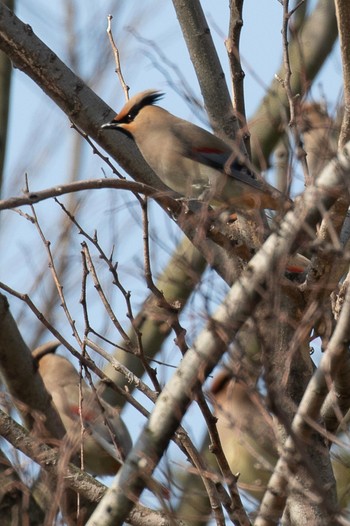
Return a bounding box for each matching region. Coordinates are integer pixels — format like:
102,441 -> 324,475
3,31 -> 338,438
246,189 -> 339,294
298,103 -> 339,179
101,90 -> 290,211
211,369 -> 277,500
34,346 -> 132,476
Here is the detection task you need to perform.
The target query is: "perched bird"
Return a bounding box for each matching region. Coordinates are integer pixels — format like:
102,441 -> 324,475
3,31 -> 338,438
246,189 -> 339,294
298,102 -> 339,180
211,369 -> 277,501
33,344 -> 132,476
101,90 -> 289,211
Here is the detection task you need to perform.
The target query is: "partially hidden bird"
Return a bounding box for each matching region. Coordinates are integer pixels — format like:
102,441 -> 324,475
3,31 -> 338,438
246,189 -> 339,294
101,89 -> 290,212
211,369 -> 278,501
33,344 -> 132,476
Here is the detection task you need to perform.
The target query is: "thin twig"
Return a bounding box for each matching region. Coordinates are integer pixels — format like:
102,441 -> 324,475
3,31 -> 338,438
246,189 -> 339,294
225,0 -> 250,156
81,242 -> 130,342
26,179 -> 83,350
141,199 -> 188,355
56,199 -> 164,393
281,0 -> 309,186
106,15 -> 129,102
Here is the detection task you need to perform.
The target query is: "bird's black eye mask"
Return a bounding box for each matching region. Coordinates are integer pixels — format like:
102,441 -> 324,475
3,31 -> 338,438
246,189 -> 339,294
117,110 -> 137,124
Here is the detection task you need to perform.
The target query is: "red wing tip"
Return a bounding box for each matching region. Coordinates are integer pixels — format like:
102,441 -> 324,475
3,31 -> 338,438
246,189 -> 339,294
193,146 -> 224,154
285,265 -> 305,274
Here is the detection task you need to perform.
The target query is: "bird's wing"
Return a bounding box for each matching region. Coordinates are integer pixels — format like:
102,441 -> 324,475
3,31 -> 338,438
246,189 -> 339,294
88,424 -> 125,462
171,123 -> 271,191
190,145 -> 274,194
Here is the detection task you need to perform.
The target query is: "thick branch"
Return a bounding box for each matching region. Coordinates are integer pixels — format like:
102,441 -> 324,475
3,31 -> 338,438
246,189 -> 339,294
0,294 -> 65,438
171,0 -> 239,143
0,4 -> 162,190
0,178 -> 171,210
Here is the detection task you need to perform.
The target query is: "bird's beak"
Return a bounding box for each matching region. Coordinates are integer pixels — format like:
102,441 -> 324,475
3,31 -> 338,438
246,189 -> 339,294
100,120 -> 119,130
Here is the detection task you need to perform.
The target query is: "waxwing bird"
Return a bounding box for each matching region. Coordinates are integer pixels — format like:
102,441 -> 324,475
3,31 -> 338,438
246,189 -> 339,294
211,369 -> 278,501
101,90 -> 290,211
33,345 -> 132,476
297,102 -> 339,180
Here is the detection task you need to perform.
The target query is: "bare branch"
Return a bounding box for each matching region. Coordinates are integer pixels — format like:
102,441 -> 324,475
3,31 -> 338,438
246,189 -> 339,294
226,0 -> 250,155
106,15 -> 129,102
171,0 -> 239,144
0,178 -> 175,211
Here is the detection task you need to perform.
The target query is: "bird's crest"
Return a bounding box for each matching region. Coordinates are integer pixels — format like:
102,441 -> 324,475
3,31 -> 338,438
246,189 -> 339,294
115,89 -> 164,124
32,340 -> 60,362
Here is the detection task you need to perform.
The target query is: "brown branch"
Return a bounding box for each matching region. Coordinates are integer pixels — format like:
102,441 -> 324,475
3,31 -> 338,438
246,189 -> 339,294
141,199 -> 188,356
0,0 -> 13,196
226,0 -> 250,156
81,242 -> 131,343
106,15 -> 129,102
0,178 -> 176,211
171,0 -> 239,144
281,0 -> 309,185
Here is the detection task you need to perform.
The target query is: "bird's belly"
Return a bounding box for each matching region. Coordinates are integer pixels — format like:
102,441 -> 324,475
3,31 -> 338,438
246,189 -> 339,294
155,157 -> 226,200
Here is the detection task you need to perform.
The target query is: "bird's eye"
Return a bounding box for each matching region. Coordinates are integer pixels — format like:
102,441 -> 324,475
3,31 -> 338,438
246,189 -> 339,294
126,113 -> 133,123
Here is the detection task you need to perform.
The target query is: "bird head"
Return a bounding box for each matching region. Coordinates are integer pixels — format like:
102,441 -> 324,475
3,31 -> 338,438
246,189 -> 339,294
101,90 -> 164,136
